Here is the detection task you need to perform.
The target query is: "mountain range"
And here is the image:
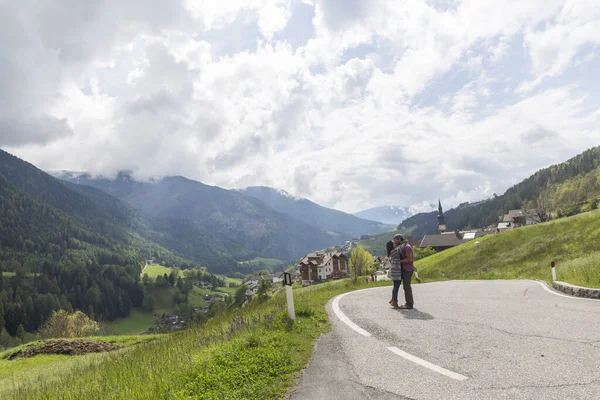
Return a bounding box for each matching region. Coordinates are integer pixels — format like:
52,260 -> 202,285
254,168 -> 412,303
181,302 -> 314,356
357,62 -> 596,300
50,169 -> 395,269
353,205 -> 415,225
239,186 -> 395,238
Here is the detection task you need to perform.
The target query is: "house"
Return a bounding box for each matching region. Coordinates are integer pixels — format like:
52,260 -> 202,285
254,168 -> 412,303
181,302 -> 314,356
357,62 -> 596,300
244,277 -> 260,295
419,228 -> 497,252
502,209 -> 547,228
297,252 -> 349,283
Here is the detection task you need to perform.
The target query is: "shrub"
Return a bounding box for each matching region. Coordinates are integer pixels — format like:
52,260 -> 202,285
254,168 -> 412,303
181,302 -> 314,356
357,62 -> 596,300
39,310 -> 100,339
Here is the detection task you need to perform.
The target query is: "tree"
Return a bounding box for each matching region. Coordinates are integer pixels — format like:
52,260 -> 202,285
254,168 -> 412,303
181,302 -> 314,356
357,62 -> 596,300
234,284 -> 248,306
349,245 -> 373,283
142,273 -> 150,285
142,294 -> 156,312
15,324 -> 25,342
168,273 -> 175,287
39,310 -> 99,339
0,300 -> 4,331
0,328 -> 11,348
259,269 -> 270,276
257,279 -> 272,298
176,277 -> 184,292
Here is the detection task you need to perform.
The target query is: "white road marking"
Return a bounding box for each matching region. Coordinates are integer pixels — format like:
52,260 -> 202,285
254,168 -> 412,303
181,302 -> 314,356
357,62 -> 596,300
332,288 -> 468,381
534,281 -> 600,302
332,292 -> 372,337
387,347 -> 469,381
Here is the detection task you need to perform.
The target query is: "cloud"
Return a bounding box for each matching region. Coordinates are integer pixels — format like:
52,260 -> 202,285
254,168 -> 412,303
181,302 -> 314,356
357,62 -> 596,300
2,0 -> 600,216
0,116 -> 74,146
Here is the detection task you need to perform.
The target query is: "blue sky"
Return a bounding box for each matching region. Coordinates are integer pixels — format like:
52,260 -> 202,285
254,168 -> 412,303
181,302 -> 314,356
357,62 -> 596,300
1,0 -> 599,214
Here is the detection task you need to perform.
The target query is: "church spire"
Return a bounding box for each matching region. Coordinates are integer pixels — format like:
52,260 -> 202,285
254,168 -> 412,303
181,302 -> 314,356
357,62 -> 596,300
437,199 -> 446,233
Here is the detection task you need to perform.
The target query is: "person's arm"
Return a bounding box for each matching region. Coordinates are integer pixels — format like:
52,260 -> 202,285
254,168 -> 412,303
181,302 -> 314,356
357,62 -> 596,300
400,246 -> 413,263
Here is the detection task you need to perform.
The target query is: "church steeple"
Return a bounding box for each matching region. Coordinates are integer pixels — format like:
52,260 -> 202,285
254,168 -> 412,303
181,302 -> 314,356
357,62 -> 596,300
437,199 -> 446,233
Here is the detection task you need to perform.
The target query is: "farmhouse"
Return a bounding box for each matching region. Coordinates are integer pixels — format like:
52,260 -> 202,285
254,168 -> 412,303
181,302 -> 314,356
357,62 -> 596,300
297,252 -> 349,283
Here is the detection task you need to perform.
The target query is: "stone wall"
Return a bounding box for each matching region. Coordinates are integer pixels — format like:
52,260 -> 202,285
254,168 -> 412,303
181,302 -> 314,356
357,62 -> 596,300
552,281 -> 600,299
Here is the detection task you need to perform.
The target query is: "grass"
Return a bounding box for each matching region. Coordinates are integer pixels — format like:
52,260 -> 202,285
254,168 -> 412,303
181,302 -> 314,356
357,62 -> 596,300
106,309 -> 157,335
5,278 -> 392,400
415,209 -> 600,288
217,275 -> 243,286
0,335 -> 161,398
237,257 -> 283,269
555,252 -> 600,288
145,287 -> 178,315
141,264 -> 172,278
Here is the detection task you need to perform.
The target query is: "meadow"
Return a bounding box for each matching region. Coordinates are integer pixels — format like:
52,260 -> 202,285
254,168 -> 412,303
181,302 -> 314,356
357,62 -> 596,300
415,209 -> 600,288
3,279 -> 392,399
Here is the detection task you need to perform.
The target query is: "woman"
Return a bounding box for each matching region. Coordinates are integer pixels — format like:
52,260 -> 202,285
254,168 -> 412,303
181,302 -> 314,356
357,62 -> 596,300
387,238 -> 403,308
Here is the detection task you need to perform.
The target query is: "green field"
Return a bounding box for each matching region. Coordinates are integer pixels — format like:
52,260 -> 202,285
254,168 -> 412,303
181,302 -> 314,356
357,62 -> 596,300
416,209 -> 600,287
237,257 -> 283,269
217,275 -> 243,285
107,309 -> 157,335
356,230 -> 404,256
141,264 -> 172,278
0,335 -> 161,398
4,278 -> 391,400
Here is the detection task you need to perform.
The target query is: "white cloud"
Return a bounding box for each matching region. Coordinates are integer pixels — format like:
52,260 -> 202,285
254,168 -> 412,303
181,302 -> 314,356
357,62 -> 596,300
2,0 -> 600,216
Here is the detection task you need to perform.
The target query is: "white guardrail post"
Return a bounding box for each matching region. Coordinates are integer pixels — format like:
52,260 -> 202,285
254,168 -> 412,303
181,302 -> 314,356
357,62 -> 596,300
283,272 -> 295,320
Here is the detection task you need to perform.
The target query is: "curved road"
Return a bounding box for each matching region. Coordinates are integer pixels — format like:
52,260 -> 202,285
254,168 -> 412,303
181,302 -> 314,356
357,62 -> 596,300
291,280 -> 600,400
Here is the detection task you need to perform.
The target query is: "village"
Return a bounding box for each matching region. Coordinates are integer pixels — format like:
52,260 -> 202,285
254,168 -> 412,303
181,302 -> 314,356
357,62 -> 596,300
240,201 -> 551,290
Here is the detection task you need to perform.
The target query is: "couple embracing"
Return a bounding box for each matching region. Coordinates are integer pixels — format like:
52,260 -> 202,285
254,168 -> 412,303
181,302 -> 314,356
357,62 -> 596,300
386,234 -> 414,309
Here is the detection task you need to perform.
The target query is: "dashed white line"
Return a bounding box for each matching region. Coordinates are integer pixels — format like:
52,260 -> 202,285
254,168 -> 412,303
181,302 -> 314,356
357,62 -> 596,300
387,347 -> 468,381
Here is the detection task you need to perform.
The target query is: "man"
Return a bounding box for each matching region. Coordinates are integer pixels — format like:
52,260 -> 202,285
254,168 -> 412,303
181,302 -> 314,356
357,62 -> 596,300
393,234 -> 414,309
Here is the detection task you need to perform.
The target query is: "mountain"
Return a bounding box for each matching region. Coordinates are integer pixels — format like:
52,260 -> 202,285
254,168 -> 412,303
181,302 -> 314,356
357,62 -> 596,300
353,205 -> 414,225
56,173 -> 339,265
239,186 -> 396,238
398,146 -> 600,239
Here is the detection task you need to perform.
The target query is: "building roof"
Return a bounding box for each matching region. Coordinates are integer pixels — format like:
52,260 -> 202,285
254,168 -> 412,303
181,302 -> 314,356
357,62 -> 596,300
299,252 -> 347,268
420,233 -> 468,248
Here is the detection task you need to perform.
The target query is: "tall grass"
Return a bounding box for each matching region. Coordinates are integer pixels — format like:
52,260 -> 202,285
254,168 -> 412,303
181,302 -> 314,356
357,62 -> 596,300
6,279 -> 391,399
416,209 -> 600,287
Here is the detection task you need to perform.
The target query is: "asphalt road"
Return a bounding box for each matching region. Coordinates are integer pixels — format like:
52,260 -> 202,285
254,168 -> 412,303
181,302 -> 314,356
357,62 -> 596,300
290,280 -> 600,400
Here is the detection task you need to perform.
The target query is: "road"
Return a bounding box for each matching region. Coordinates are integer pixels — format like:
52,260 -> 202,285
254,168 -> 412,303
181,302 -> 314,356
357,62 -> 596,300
290,280 -> 600,400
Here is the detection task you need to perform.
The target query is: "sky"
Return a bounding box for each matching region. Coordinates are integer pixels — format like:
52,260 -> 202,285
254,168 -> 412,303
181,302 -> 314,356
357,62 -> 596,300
1,0 -> 599,214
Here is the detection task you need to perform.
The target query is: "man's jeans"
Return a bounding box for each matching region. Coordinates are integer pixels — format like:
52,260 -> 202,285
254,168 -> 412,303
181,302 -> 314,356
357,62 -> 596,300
392,279 -> 402,302
402,269 -> 414,307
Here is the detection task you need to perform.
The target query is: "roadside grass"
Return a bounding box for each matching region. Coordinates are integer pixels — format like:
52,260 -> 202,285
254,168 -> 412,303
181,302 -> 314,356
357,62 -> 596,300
0,335 -> 161,398
6,278 -> 392,400
416,209 -> 600,288
555,252 -> 600,288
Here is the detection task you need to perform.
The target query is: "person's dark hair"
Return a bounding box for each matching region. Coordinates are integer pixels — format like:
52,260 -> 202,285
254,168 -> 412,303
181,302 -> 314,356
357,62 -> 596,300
386,240 -> 394,257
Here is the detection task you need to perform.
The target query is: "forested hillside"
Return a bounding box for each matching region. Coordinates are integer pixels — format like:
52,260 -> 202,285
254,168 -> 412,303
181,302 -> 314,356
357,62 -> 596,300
398,146 -> 600,238
0,150 -> 239,341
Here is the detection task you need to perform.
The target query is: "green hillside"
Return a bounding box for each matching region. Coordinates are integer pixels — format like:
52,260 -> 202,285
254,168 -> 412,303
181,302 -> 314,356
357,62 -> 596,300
416,209 -> 600,288
356,230 -> 404,256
